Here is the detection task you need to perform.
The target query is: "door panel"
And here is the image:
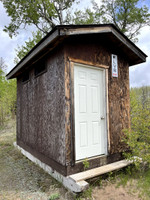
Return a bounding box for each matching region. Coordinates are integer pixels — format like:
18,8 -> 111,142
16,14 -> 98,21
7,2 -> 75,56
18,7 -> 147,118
91,86 -> 98,113
92,121 -> 99,145
74,64 -> 107,161
79,85 -> 87,113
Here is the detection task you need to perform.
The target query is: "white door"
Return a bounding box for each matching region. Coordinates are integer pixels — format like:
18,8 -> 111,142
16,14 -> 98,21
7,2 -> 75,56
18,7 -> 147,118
74,64 -> 107,161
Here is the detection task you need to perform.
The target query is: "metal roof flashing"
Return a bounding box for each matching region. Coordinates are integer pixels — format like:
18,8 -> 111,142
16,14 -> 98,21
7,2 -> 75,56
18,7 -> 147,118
6,24 -> 147,79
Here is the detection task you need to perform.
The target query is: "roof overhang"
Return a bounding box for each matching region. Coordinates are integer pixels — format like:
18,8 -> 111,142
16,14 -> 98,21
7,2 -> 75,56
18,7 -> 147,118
7,24 -> 147,79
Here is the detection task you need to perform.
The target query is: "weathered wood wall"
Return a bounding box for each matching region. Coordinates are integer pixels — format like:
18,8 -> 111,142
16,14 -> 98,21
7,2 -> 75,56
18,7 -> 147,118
17,45 -> 67,175
64,35 -> 130,172
108,57 -> 130,154
17,34 -> 130,176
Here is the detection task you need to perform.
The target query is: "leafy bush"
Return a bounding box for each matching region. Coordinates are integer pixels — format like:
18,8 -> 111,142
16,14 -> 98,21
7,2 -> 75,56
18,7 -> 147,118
0,59 -> 16,126
123,87 -> 150,167
49,193 -> 60,200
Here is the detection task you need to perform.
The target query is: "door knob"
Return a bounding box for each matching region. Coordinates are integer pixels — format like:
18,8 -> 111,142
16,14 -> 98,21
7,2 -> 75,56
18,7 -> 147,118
101,116 -> 105,120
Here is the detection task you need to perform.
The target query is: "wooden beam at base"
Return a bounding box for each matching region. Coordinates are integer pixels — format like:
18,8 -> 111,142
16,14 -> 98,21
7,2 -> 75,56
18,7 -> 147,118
14,142 -> 89,193
14,142 -> 133,193
69,159 -> 132,182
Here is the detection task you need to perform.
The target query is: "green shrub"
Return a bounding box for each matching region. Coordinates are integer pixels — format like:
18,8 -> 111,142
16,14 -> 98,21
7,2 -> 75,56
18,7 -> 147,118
83,158 -> 90,171
123,87 -> 150,167
49,193 -> 60,200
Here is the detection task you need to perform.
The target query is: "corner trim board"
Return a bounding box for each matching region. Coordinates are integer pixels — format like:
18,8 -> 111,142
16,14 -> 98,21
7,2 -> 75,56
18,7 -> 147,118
106,69 -> 110,152
69,60 -> 76,166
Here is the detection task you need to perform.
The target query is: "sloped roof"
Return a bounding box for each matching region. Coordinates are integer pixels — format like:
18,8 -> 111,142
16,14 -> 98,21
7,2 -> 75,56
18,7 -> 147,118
7,24 -> 147,79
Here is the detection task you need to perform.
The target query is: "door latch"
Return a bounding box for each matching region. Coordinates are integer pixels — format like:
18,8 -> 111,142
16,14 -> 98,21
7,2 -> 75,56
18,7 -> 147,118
101,116 -> 105,120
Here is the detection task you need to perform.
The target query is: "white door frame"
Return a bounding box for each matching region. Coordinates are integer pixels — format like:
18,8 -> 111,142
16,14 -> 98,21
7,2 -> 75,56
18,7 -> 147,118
70,62 -> 109,161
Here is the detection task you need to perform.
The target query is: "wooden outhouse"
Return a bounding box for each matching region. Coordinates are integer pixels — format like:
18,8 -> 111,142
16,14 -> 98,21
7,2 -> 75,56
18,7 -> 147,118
7,24 -> 147,191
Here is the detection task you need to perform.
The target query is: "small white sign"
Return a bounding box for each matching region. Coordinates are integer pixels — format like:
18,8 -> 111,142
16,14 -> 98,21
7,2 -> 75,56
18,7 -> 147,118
112,54 -> 118,77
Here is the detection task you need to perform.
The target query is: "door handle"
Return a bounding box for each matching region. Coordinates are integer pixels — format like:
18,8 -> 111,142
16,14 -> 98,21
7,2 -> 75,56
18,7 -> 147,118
101,116 -> 105,120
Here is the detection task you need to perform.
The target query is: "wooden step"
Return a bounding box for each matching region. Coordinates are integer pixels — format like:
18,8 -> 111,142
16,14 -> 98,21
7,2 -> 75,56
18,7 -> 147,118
69,159 -> 132,183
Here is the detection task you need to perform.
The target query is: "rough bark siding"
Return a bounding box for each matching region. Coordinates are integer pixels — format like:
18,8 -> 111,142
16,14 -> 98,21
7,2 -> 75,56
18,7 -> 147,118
64,60 -> 72,166
108,58 -> 130,154
17,46 -> 66,166
64,35 -> 130,166
17,34 -> 130,175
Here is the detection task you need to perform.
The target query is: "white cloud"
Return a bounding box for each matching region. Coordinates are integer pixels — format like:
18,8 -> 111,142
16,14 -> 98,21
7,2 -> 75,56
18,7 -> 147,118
0,26 -> 33,72
129,26 -> 150,87
0,29 -> 28,70
0,2 -> 10,27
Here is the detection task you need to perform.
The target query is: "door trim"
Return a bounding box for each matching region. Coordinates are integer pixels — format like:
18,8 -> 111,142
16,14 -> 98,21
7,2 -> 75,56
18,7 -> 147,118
68,57 -> 109,69
69,61 -> 109,164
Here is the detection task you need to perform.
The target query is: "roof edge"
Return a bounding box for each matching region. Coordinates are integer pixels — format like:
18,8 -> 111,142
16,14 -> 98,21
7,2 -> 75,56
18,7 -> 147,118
6,28 -> 60,79
6,24 -> 147,79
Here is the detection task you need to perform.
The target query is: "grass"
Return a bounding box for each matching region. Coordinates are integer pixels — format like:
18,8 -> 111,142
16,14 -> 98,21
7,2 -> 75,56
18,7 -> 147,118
76,165 -> 150,199
118,165 -> 150,199
136,168 -> 150,200
49,193 -> 60,200
76,187 -> 93,200
103,166 -> 150,200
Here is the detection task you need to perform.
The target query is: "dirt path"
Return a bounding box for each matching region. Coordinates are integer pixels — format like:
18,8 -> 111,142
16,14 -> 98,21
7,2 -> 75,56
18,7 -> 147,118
92,184 -> 141,200
0,120 -> 74,200
0,120 -> 143,200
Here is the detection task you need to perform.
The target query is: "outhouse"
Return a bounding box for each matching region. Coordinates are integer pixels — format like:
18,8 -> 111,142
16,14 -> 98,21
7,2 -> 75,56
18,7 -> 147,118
7,24 -> 147,192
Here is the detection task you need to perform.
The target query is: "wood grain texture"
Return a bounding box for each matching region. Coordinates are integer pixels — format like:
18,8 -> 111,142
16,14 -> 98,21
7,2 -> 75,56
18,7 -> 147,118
108,56 -> 130,154
64,34 -> 130,168
67,152 -> 123,175
69,159 -> 132,182
17,45 -> 66,166
64,59 -> 71,166
17,34 -> 130,176
68,58 -> 109,69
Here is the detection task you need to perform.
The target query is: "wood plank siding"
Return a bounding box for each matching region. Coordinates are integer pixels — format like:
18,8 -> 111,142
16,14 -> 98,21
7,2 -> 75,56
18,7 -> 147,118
64,35 -> 130,174
17,45 -> 67,175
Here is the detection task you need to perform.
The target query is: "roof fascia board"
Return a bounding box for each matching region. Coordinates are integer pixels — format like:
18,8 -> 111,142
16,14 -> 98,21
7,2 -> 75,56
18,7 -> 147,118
7,29 -> 60,79
111,27 -> 147,62
59,26 -> 112,36
7,25 -> 147,79
59,26 -> 146,62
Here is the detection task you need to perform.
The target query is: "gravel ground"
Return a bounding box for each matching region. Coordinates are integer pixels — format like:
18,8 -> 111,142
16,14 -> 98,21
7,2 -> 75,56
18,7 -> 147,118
0,120 -> 74,200
0,119 -> 144,200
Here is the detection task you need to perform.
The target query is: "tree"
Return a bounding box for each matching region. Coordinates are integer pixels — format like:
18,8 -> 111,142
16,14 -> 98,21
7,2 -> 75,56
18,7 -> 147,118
73,0 -> 150,42
0,58 -> 16,126
101,0 -> 150,41
2,0 -> 150,63
2,0 -> 150,41
14,31 -> 43,64
0,57 -> 7,73
123,87 -> 150,167
73,1 -> 102,25
1,0 -> 77,38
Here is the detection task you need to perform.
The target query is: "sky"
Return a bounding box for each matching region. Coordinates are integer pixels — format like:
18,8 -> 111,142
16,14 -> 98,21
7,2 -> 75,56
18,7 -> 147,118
0,1 -> 150,87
